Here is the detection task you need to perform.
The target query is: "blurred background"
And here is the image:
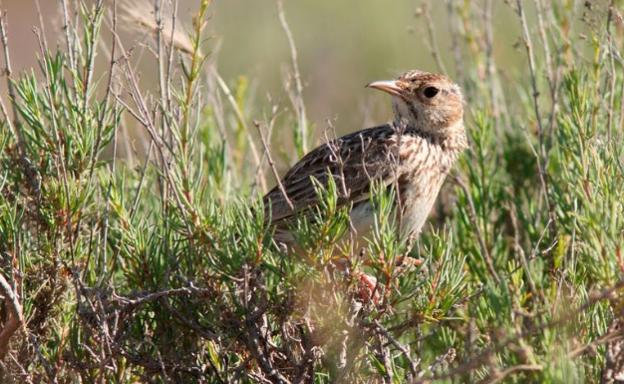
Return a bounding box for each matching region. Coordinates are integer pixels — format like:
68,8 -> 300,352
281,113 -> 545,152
0,0 -> 523,140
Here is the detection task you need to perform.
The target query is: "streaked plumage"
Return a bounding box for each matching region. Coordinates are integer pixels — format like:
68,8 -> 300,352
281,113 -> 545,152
263,70 -> 467,248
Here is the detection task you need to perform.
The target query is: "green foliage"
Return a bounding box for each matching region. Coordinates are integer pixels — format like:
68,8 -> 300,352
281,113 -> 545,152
1,1 -> 624,383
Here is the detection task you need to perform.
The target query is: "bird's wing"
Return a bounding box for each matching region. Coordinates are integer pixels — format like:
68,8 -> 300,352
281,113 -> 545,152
263,124 -> 409,225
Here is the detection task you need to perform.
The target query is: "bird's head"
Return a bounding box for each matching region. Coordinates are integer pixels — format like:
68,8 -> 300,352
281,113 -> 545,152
367,70 -> 464,138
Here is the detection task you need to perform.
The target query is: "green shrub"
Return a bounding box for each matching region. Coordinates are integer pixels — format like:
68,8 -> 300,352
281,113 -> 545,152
0,0 -> 623,382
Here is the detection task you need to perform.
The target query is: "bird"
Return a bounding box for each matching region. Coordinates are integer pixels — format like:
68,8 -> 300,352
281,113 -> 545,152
263,70 -> 466,255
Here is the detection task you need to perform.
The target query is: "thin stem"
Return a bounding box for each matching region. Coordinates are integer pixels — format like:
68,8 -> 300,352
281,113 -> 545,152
515,0 -> 556,234
0,273 -> 23,359
422,1 -> 447,74
254,121 -> 294,211
277,0 -> 308,155
454,175 -> 501,285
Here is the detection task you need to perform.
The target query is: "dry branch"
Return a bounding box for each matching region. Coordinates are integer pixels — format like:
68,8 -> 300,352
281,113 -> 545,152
0,274 -> 22,359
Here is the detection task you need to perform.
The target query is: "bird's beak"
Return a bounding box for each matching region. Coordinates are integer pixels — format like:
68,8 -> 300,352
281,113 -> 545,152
366,80 -> 403,97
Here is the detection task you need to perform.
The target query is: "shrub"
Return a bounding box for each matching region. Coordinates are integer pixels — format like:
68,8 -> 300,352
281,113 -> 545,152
0,0 -> 623,382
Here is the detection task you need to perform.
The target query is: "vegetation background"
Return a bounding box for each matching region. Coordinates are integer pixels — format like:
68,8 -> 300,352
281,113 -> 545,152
0,0 -> 623,382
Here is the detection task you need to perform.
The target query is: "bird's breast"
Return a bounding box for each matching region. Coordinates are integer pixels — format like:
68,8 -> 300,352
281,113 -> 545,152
395,139 -> 458,237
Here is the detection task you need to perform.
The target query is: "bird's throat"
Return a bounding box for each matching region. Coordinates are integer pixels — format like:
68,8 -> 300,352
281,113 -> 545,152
392,117 -> 466,153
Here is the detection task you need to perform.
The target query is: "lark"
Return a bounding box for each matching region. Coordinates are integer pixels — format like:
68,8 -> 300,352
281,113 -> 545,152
263,70 -> 466,252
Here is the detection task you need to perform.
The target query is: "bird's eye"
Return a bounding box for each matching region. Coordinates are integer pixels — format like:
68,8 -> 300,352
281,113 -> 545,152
423,86 -> 439,98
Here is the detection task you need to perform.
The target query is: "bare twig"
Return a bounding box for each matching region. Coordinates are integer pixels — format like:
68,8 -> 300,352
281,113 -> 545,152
570,322 -> 624,359
61,0 -> 77,73
483,0 -> 499,120
481,364 -> 542,384
372,320 -> 419,380
534,0 -> 554,96
28,334 -> 57,382
0,273 -> 23,359
515,0 -> 556,233
252,102 -> 280,195
88,0 -> 117,180
534,0 -> 561,144
446,0 -> 464,86
113,285 -> 211,309
375,333 -> 393,384
165,0 -> 178,113
421,1 -> 447,74
160,297 -> 220,340
605,0 -> 617,141
211,68 -> 263,186
129,140 -> 155,220
113,29 -> 195,227
254,120 -> 294,211
277,0 -> 308,155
